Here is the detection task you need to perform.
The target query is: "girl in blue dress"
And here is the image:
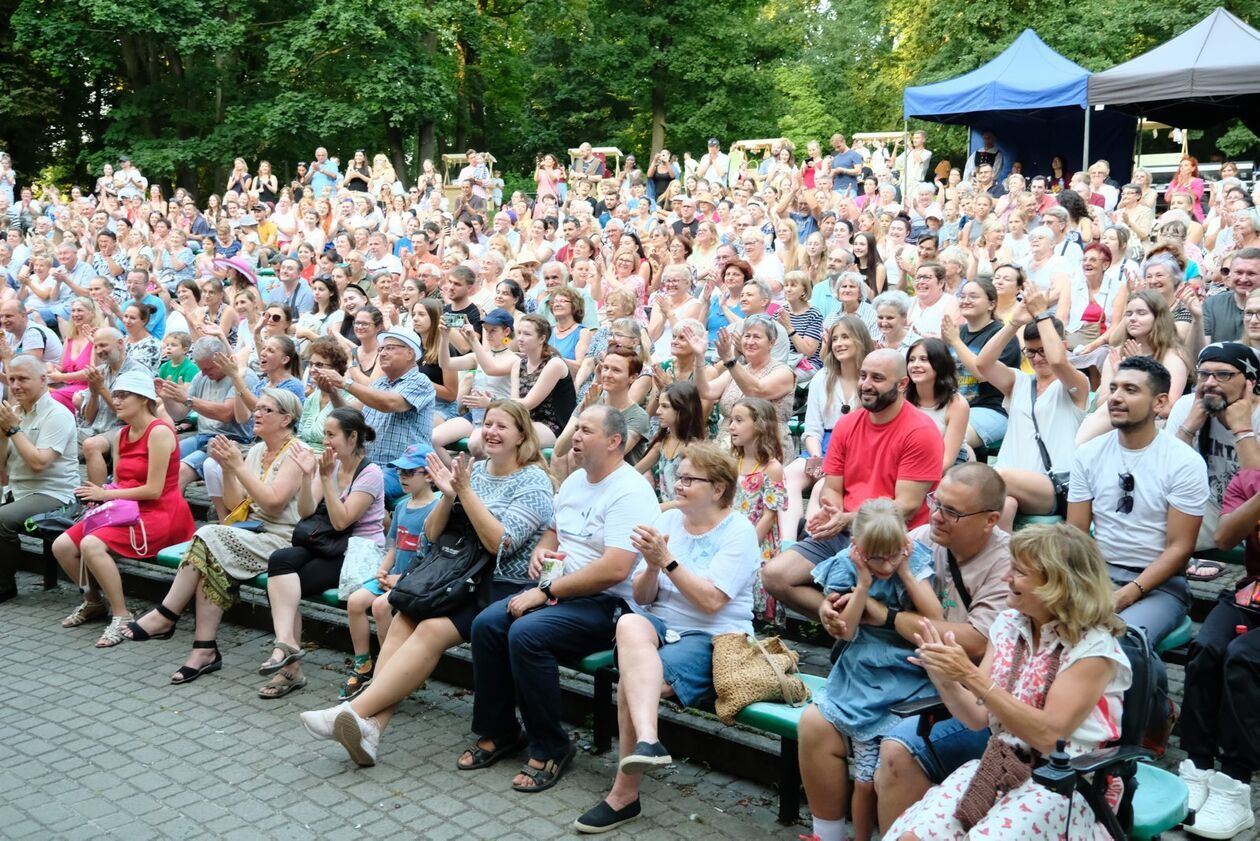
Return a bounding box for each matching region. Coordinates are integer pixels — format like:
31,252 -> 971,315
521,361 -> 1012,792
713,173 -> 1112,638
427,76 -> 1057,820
797,497 -> 943,841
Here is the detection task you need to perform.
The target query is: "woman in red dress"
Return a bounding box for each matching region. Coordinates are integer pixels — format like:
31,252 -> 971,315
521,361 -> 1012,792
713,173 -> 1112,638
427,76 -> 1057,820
52,370 -> 195,648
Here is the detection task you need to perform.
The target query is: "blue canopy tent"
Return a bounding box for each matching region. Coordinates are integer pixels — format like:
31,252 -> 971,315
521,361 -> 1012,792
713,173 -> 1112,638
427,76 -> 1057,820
903,29 -> 1136,184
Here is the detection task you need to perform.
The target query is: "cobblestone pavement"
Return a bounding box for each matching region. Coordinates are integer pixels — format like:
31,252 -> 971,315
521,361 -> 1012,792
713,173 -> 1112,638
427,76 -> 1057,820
1,574 -> 788,840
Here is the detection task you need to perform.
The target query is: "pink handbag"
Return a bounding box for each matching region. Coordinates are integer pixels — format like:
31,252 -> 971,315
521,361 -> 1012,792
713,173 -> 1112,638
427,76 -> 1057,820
80,499 -> 141,535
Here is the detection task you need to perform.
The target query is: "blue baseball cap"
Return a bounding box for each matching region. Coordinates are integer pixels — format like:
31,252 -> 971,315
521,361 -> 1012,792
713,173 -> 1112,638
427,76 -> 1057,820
390,442 -> 435,470
483,308 -> 515,327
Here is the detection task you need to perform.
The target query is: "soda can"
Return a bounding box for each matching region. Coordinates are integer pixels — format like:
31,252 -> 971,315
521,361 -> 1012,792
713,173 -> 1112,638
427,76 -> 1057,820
540,551 -> 566,586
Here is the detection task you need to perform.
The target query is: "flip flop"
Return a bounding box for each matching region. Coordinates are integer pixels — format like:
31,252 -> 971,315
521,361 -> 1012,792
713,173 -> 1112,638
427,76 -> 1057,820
511,742 -> 577,793
1186,559 -> 1226,581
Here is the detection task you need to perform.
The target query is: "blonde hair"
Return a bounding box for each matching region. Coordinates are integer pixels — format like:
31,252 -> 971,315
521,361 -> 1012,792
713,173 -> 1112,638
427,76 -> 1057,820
680,442 -> 738,507
730,397 -> 783,465
784,270 -> 815,300
484,399 -> 555,490
1011,524 -> 1125,645
851,498 -> 907,558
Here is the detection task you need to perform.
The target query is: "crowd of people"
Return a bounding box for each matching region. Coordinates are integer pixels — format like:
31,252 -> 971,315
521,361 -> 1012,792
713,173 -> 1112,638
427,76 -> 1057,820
1,132 -> 1259,839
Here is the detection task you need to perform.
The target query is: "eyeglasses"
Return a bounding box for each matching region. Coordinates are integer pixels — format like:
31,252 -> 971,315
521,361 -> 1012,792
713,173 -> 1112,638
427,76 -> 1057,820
675,474 -> 713,488
1117,472 -> 1135,514
1221,268 -> 1231,276
855,545 -> 910,566
1022,346 -> 1047,359
267,313 -> 284,323
398,468 -> 420,478
926,492 -> 995,523
1244,310 -> 1260,321
1197,369 -> 1240,383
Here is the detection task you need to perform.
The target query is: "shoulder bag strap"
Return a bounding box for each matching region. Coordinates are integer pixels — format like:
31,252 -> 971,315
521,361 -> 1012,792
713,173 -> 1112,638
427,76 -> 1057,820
1027,376 -> 1056,477
751,635 -> 806,707
946,550 -> 973,611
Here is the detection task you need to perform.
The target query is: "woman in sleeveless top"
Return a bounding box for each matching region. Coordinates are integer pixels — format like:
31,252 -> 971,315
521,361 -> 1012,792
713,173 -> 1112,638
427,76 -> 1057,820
513,315 -> 577,447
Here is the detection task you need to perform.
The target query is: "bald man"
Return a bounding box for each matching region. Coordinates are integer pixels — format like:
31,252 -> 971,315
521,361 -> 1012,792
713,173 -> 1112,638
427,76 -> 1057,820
763,348 -> 945,616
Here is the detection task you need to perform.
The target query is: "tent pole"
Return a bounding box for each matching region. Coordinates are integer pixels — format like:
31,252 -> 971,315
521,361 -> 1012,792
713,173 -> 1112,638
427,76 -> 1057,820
902,119 -> 910,198
1135,118 -> 1143,174
1082,107 -> 1092,170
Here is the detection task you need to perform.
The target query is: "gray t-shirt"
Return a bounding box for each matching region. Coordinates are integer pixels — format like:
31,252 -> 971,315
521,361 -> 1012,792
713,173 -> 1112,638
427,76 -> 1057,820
1204,293 -> 1243,344
10,393 -> 78,503
617,401 -> 651,466
81,358 -> 147,437
189,368 -> 260,442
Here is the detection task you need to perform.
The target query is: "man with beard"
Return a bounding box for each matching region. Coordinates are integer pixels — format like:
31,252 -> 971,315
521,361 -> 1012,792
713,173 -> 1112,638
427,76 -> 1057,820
1169,342 -> 1260,551
1068,356 -> 1207,647
77,328 -> 149,483
762,348 -> 944,616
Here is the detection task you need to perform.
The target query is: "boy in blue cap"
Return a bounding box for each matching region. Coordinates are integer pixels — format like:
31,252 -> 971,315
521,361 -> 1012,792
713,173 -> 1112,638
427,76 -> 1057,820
338,442 -> 439,700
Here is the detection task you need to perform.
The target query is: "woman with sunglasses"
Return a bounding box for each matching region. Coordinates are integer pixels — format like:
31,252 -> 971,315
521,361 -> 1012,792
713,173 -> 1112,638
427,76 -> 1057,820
975,283 -> 1089,533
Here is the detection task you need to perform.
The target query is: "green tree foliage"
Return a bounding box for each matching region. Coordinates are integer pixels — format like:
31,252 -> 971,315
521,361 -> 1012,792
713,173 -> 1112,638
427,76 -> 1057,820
2,0 -> 1257,194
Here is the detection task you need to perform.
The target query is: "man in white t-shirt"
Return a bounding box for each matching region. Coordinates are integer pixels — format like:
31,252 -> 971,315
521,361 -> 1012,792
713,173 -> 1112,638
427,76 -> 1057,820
1068,356 -> 1207,646
363,231 -> 403,282
1167,342 -> 1260,551
462,406 -> 659,791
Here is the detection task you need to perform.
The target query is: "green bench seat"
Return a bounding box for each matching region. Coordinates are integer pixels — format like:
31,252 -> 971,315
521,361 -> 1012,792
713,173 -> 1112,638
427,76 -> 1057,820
1131,762 -> 1189,839
1012,513 -> 1064,530
153,542 -> 341,607
1196,544 -> 1246,567
733,673 -> 827,739
1155,615 -> 1192,656
155,541 -> 192,569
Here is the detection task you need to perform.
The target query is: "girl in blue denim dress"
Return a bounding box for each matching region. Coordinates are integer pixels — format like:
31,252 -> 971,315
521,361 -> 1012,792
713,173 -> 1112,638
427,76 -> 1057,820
798,498 -> 944,841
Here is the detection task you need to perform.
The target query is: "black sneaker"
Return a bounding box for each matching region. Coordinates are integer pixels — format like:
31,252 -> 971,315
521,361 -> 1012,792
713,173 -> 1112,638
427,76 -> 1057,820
573,799 -> 641,834
618,740 -> 672,775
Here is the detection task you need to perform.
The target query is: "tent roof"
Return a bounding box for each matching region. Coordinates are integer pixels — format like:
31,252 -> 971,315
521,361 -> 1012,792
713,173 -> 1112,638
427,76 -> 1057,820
1086,8 -> 1260,129
903,29 -> 1088,123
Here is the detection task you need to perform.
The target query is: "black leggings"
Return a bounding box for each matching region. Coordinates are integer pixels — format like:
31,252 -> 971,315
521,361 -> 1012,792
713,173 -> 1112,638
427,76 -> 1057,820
268,546 -> 341,596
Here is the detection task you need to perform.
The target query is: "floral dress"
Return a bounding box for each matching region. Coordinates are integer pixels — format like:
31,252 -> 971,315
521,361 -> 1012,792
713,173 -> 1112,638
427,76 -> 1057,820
125,334 -> 162,375
887,609 -> 1132,841
732,464 -> 787,624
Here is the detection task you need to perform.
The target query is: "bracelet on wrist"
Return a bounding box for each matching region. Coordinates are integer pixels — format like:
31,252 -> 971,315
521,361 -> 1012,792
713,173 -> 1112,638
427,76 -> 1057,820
975,681 -> 997,706
1131,580 -> 1147,597
1236,432 -> 1257,444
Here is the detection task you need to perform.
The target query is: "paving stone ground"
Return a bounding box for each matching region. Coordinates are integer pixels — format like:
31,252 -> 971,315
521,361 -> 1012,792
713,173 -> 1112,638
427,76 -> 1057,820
1,573 -> 788,840
9,570 -> 1260,840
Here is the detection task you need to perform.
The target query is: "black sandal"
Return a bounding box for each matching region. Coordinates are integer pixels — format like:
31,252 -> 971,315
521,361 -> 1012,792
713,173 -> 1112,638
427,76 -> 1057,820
1186,559 -> 1227,581
170,640 -> 222,685
511,743 -> 577,793
124,604 -> 180,641
457,732 -> 527,771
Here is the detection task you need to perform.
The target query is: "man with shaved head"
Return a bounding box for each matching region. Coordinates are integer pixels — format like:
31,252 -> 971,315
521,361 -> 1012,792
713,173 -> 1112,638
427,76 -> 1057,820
763,347 -> 945,616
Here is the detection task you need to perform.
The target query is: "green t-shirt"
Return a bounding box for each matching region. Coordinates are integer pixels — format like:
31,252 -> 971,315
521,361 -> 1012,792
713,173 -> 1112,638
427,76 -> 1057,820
158,357 -> 198,384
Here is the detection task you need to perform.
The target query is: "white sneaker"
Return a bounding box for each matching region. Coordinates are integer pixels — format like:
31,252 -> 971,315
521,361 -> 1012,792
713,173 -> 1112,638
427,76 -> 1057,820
1181,759 -> 1214,813
299,702 -> 349,741
1186,771 -> 1256,839
334,707 -> 380,767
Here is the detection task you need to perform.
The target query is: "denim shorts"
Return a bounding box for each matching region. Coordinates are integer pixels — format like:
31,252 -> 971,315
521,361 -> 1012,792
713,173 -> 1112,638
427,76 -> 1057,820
883,715 -> 991,783
179,433 -> 215,477
629,611 -> 717,709
967,407 -> 1008,448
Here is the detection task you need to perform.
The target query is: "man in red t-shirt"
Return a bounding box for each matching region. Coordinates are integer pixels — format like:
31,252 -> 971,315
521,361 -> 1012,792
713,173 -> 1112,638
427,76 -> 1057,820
763,349 -> 944,616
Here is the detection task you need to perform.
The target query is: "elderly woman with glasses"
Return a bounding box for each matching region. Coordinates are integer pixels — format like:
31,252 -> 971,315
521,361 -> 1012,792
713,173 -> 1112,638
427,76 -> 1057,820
574,443 -> 760,833
121,388 -> 310,685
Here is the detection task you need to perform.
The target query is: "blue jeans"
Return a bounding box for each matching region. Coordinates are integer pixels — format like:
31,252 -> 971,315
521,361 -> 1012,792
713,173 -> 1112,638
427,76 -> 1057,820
470,592 -> 623,761
884,715 -> 991,783
179,433 -> 215,476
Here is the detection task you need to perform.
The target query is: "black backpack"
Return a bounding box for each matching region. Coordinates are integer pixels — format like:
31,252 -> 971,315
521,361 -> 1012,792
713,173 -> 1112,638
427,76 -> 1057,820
387,500 -> 496,621
1116,624 -> 1164,749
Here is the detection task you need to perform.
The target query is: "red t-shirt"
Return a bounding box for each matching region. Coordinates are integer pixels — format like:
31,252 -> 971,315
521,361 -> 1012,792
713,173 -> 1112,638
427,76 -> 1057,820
1222,468 -> 1260,578
822,402 -> 945,528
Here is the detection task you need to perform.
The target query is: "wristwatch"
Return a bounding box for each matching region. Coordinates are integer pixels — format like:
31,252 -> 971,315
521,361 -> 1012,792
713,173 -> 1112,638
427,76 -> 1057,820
883,606 -> 901,629
664,559 -> 679,573
343,374 -> 355,390
4,425 -> 19,437
723,359 -> 737,370
1034,311 -> 1054,323
540,583 -> 558,606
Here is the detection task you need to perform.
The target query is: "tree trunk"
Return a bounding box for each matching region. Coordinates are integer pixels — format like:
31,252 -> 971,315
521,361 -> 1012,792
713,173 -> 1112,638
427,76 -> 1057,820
650,80 -> 666,155
387,123 -> 409,184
